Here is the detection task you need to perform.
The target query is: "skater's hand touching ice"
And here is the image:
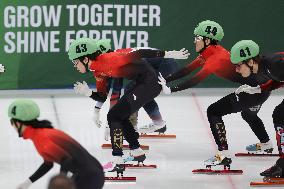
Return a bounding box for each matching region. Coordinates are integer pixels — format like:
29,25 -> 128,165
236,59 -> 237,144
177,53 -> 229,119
164,48 -> 190,59
158,72 -> 171,94
74,81 -> 93,97
16,179 -> 32,189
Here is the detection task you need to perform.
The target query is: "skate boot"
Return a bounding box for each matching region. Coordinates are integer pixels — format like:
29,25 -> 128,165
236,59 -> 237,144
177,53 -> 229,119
125,147 -> 146,165
261,158 -> 284,178
204,151 -> 232,170
104,156 -> 125,177
138,121 -> 167,134
246,140 -> 273,154
260,164 -> 283,178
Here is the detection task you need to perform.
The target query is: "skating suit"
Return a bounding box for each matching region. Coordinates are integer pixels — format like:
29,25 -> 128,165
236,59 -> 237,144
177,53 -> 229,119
22,127 -> 104,189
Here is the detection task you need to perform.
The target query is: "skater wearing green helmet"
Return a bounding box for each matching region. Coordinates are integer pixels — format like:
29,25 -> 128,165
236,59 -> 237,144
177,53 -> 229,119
9,99 -> 105,189
68,37 -> 189,176
230,40 -> 284,179
158,20 -> 272,172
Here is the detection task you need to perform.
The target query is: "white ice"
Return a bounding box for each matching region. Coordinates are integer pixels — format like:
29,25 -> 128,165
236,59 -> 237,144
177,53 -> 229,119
0,89 -> 282,189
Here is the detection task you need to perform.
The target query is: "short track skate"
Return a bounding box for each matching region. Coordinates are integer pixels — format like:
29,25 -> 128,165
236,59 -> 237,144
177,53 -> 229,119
250,177 -> 284,186
192,164 -> 243,175
101,143 -> 149,150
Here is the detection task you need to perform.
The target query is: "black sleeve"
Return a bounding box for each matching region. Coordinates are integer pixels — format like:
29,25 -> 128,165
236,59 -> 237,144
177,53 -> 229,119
166,67 -> 191,83
89,91 -> 107,102
131,49 -> 165,59
29,161 -> 54,182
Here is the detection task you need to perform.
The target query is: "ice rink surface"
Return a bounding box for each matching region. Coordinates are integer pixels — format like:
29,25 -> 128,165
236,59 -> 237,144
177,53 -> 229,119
0,89 -> 283,189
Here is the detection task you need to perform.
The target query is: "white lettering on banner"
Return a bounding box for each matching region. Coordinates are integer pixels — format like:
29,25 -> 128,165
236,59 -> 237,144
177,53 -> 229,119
125,5 -> 137,26
90,4 -> 102,25
4,31 -> 61,53
103,4 -> 113,26
77,4 -> 89,26
138,5 -> 148,26
65,4 -> 160,26
65,30 -> 149,51
114,5 -> 124,26
66,5 -> 76,26
4,5 -> 61,28
149,5 -> 160,26
3,4 -> 160,53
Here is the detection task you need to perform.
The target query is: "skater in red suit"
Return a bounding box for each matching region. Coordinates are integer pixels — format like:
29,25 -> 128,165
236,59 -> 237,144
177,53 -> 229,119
158,20 -> 272,168
68,37 -> 189,175
8,99 -> 105,189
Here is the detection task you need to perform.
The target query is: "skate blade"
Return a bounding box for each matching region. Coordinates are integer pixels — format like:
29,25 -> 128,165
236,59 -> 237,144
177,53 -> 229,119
250,178 -> 284,186
125,164 -> 157,169
139,134 -> 176,139
105,176 -> 136,182
235,153 -> 279,157
101,144 -> 149,150
192,169 -> 243,175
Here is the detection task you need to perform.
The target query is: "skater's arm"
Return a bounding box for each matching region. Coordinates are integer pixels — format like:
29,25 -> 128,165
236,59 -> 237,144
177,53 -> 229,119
131,48 -> 189,59
29,161 -> 54,182
170,67 -> 210,92
110,78 -> 123,108
89,91 -> 107,102
260,80 -> 284,91
166,56 -> 204,82
88,73 -> 108,102
130,48 -> 165,59
94,75 -> 109,96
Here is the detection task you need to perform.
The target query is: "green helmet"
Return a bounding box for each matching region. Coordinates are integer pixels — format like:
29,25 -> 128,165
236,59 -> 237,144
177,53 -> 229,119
230,40 -> 260,64
194,20 -> 224,41
68,37 -> 99,60
97,39 -> 112,53
8,99 -> 40,121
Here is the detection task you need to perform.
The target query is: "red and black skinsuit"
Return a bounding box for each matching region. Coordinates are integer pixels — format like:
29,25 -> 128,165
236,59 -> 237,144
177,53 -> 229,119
166,45 -> 271,151
22,127 -> 104,189
88,48 -> 165,156
253,53 -> 284,173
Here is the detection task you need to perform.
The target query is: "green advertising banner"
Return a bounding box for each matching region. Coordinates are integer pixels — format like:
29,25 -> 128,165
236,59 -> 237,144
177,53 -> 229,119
0,0 -> 283,89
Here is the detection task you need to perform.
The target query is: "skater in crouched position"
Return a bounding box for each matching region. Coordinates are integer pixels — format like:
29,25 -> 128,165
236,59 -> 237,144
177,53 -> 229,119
74,39 -> 178,136
231,40 -> 284,178
8,99 -> 105,189
68,37 -> 189,176
158,20 -> 272,169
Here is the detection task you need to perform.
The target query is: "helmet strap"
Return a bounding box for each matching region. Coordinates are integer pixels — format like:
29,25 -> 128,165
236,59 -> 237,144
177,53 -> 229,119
244,59 -> 254,74
16,123 -> 24,137
198,38 -> 210,53
84,61 -> 90,73
79,57 -> 90,73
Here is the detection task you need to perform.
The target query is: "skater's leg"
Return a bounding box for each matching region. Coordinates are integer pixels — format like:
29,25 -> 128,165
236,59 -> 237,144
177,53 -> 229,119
260,100 -> 284,178
143,100 -> 164,124
138,100 -> 167,133
273,99 -> 284,157
107,99 -> 137,156
73,169 -> 105,189
241,108 -> 270,143
207,94 -> 238,151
